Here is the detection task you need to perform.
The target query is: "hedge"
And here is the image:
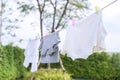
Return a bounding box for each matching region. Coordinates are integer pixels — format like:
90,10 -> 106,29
0,44 -> 26,80
61,52 -> 120,80
1,44 -> 120,80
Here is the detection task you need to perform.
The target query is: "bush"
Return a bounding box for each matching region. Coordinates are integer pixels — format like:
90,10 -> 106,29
13,46 -> 26,78
0,44 -> 3,62
111,53 -> 120,79
61,52 -> 120,80
0,44 -> 26,80
1,44 -> 120,80
24,69 -> 71,80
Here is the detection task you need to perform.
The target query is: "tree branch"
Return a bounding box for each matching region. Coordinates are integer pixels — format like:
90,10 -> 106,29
41,0 -> 45,12
36,0 -> 45,38
36,0 -> 42,12
50,0 -> 57,32
55,0 -> 69,29
50,0 -> 54,7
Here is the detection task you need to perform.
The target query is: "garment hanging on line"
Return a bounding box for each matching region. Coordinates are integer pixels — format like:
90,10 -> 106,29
39,32 -> 61,63
62,11 -> 107,60
23,39 -> 40,72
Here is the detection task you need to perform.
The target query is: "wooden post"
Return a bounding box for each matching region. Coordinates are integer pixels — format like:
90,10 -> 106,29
59,51 -> 66,73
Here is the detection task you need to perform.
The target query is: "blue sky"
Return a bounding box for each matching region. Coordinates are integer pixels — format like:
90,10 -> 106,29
2,0 -> 120,52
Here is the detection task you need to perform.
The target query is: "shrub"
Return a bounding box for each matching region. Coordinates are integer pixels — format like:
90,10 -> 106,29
1,44 -> 120,80
0,44 -> 26,80
24,69 -> 71,80
61,52 -> 118,80
111,53 -> 120,79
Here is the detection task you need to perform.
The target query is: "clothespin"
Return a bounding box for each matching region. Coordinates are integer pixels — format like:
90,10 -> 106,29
44,32 -> 49,37
95,6 -> 100,14
72,18 -> 75,26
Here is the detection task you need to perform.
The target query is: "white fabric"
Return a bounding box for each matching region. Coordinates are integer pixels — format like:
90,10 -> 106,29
62,11 -> 107,60
23,39 -> 40,72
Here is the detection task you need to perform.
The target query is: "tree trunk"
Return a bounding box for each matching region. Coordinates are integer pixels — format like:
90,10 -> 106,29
0,0 -> 3,44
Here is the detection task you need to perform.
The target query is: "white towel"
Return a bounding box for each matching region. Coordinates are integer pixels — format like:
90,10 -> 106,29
23,39 -> 40,72
62,11 -> 107,60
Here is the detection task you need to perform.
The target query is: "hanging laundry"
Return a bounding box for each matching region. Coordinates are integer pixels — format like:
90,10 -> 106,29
39,32 -> 61,63
62,11 -> 107,60
23,39 -> 40,72
93,20 -> 107,52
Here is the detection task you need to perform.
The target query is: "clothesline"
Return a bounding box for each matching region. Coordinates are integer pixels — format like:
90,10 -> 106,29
22,0 -> 119,74
101,0 -> 118,11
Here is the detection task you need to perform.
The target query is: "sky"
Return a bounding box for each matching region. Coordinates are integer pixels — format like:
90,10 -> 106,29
1,0 -> 120,52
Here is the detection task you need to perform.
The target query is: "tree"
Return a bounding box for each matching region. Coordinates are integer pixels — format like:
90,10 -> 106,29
0,0 -> 90,70
0,1 -> 90,78
0,0 -> 21,38
0,0 -> 90,39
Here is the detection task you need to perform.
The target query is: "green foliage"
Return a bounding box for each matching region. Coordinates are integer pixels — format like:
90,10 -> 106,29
13,46 -> 26,78
1,45 -> 120,80
0,44 -> 16,79
18,4 -> 35,13
0,44 -> 3,62
111,53 -> 120,68
24,69 -> 71,80
42,52 -> 120,79
60,52 -> 120,80
111,53 -> 120,79
70,0 -> 89,9
0,44 -> 25,80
